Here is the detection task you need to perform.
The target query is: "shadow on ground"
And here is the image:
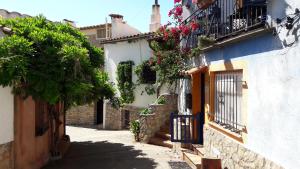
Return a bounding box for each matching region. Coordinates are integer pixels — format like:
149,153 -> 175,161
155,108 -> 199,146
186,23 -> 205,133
43,141 -> 158,169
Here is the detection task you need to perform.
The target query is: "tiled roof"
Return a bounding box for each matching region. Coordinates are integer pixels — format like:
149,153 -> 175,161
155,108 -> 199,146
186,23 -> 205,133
79,24 -> 111,30
0,9 -> 31,18
100,32 -> 161,44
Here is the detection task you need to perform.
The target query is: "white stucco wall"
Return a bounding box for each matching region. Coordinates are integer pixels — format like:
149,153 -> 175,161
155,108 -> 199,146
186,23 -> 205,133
111,18 -> 140,39
0,87 -> 14,144
246,40 -> 300,169
246,1 -> 300,169
104,39 -> 157,108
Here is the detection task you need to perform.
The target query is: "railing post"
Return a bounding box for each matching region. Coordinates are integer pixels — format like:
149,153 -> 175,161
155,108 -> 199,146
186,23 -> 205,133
170,112 -> 174,142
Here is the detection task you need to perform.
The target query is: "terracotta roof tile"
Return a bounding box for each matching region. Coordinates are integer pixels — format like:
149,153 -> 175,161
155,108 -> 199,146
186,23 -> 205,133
100,32 -> 162,44
79,24 -> 111,30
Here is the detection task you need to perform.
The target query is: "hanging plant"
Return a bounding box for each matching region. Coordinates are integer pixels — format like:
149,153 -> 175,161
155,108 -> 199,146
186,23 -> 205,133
117,61 -> 135,104
198,35 -> 216,49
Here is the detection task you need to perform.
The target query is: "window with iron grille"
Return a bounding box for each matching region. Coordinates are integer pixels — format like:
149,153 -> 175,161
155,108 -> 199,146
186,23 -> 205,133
214,71 -> 243,133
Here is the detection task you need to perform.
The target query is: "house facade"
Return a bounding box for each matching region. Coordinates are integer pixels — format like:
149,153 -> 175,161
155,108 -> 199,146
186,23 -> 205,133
173,0 -> 300,169
101,13 -> 159,130
0,10 -> 68,169
76,1 -> 166,130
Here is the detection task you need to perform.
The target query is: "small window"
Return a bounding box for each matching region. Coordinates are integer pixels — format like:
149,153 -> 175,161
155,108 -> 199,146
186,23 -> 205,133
140,64 -> 156,84
35,101 -> 49,136
97,28 -> 106,39
214,71 -> 243,133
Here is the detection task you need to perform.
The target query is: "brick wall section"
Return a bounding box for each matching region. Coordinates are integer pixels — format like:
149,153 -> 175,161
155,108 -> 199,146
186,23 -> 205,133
66,103 -> 95,125
0,142 -> 13,169
203,125 -> 284,169
139,94 -> 178,143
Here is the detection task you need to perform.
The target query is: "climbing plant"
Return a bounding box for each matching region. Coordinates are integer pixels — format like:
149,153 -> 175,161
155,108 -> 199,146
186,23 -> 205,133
0,16 -> 115,155
0,15 -> 115,108
117,61 -> 135,104
148,0 -> 202,91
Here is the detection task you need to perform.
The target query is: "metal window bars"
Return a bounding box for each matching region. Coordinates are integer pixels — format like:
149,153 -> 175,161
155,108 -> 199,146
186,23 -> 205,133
214,72 -> 243,133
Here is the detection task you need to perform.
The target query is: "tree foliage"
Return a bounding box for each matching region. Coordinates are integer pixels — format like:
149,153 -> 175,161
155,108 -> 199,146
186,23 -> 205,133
0,16 -> 115,108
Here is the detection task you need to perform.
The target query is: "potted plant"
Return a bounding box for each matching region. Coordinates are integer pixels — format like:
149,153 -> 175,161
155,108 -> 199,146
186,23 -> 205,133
193,0 -> 215,9
130,120 -> 140,141
198,35 -> 216,49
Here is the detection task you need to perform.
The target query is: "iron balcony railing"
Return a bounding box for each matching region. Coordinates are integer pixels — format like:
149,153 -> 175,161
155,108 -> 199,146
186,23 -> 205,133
183,0 -> 267,48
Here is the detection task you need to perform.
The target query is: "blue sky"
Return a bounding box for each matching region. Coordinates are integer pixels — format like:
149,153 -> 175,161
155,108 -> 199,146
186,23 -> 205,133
0,0 -> 173,32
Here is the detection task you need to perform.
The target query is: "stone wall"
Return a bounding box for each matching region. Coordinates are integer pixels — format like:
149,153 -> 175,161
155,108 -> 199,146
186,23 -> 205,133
66,103 -> 95,125
203,125 -> 284,169
139,94 -> 178,142
104,104 -> 142,130
121,105 -> 141,129
0,142 -> 13,169
104,103 -> 122,130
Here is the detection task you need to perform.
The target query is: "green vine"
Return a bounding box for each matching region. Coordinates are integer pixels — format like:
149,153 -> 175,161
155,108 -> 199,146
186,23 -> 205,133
117,61 -> 135,104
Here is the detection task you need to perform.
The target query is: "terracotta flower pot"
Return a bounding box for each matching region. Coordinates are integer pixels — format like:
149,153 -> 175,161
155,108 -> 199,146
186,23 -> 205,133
195,0 -> 215,9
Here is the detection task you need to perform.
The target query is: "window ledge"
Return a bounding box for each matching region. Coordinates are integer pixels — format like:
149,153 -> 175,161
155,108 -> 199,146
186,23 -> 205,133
208,122 -> 244,143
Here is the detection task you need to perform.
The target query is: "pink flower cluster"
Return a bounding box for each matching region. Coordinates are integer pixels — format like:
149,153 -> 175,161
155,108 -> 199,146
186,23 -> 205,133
168,5 -> 183,22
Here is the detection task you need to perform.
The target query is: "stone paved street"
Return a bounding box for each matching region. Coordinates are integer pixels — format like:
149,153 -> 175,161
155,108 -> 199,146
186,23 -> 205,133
44,126 -> 191,169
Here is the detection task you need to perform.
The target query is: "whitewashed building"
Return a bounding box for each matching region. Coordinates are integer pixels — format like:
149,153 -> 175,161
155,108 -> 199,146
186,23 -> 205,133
172,0 -> 300,169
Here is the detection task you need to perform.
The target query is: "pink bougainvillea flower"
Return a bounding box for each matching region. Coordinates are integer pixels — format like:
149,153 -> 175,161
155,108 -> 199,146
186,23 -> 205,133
163,31 -> 169,41
159,25 -> 166,33
175,6 -> 183,16
170,27 -> 180,37
179,25 -> 191,36
190,21 -> 200,31
168,10 -> 173,17
174,0 -> 181,4
177,17 -> 182,23
157,56 -> 161,65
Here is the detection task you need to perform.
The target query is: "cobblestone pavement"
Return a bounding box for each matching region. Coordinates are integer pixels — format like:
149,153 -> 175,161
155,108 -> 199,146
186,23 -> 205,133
44,126 -> 191,169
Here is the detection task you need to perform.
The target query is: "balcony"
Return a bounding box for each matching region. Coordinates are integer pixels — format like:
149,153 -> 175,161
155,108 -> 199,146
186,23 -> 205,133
183,0 -> 267,48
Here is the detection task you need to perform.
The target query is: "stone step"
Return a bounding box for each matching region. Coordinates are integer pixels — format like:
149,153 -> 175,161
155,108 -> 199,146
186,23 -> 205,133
148,137 -> 173,148
155,131 -> 171,140
182,151 -> 202,169
192,145 -> 205,156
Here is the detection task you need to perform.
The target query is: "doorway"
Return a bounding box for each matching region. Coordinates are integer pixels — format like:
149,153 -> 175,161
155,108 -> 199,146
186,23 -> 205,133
96,99 -> 103,125
198,73 -> 206,144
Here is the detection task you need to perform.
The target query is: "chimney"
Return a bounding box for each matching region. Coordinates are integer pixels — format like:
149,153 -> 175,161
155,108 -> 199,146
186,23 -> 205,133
63,19 -> 76,27
109,14 -> 124,23
150,0 -> 161,32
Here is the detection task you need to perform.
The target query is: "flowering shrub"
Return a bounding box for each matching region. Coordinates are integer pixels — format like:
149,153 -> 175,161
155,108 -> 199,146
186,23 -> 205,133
148,0 -> 203,91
